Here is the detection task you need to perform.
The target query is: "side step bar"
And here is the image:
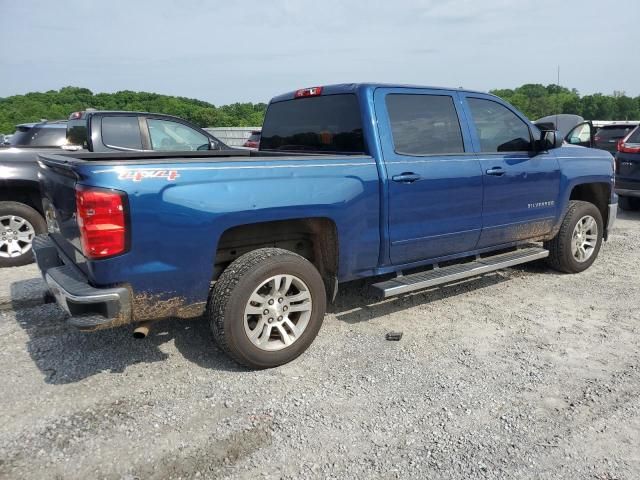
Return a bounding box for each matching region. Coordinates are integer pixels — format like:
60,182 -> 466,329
372,247 -> 549,298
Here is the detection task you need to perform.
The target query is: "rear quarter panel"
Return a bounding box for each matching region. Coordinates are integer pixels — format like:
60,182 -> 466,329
75,156 -> 380,315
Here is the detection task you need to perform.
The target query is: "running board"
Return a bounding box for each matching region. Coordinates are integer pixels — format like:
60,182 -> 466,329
372,247 -> 549,298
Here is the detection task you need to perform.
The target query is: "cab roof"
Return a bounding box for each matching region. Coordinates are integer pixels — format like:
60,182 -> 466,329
269,83 -> 492,103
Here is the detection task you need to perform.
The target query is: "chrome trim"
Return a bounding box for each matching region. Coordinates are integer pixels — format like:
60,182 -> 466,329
44,272 -> 121,315
607,203 -> 617,230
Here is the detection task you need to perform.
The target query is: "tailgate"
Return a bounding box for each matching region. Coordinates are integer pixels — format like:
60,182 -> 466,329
38,155 -> 86,269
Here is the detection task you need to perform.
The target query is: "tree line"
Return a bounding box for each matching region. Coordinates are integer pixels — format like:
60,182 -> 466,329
1,84 -> 639,134
490,84 -> 640,121
0,87 -> 267,134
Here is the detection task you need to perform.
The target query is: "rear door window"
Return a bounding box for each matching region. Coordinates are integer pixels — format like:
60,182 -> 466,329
260,94 -> 366,153
467,98 -> 532,152
385,94 -> 464,155
101,116 -> 143,150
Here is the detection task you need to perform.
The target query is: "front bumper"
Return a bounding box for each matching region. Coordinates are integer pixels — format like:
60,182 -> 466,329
32,235 -> 131,330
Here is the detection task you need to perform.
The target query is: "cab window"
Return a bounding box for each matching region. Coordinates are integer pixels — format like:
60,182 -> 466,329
467,98 -> 532,152
147,119 -> 210,151
101,116 -> 143,150
386,94 -> 465,155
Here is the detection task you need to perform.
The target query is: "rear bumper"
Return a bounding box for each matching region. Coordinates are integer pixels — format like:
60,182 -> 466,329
32,235 -> 131,330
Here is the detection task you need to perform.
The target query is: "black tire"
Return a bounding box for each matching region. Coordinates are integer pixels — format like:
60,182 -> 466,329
544,200 -> 603,273
207,248 -> 327,369
0,201 -> 47,268
618,195 -> 640,211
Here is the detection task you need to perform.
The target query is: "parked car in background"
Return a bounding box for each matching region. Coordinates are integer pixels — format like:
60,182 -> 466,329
615,125 -> 640,211
8,120 -> 68,147
243,130 -> 261,149
593,122 -> 639,155
35,83 -> 616,368
0,111 -> 228,267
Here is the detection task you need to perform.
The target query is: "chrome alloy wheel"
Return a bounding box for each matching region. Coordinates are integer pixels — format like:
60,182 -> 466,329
243,274 -> 313,351
571,215 -> 598,263
0,215 -> 36,259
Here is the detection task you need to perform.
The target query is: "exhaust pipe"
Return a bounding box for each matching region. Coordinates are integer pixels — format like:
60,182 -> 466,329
133,321 -> 154,339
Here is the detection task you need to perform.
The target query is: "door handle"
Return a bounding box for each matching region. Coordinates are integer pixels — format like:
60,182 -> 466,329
485,167 -> 505,176
392,172 -> 421,183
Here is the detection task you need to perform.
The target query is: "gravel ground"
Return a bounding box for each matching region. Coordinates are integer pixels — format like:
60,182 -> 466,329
1,209 -> 639,480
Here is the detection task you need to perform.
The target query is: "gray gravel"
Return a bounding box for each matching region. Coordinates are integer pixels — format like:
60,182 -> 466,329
1,209 -> 639,479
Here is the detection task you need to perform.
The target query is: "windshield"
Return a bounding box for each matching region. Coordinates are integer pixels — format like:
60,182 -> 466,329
260,94 -> 366,154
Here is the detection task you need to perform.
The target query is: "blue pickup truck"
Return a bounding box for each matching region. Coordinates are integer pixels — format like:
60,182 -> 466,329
35,83 -> 617,368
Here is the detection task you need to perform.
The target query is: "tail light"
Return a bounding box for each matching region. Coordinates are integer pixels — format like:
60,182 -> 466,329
75,186 -> 128,259
617,139 -> 640,154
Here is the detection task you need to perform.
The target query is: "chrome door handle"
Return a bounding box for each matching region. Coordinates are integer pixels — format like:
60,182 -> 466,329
486,167 -> 505,176
392,172 -> 421,183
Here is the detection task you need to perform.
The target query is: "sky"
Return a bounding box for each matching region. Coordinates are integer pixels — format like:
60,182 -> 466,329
1,0 -> 639,105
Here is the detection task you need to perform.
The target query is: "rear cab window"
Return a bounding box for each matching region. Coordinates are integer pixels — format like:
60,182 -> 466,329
9,125 -> 67,147
260,94 -> 366,154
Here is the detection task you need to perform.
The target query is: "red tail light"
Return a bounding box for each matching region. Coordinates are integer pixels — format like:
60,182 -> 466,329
75,186 -> 128,259
617,139 -> 640,153
294,86 -> 323,98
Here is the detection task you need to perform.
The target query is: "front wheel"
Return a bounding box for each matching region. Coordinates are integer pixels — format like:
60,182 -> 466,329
208,248 -> 326,369
0,201 -> 47,268
544,200 -> 603,273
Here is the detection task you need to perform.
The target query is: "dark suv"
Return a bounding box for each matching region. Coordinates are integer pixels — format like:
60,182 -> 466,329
9,120 -> 68,147
615,126 -> 640,211
595,123 -> 638,154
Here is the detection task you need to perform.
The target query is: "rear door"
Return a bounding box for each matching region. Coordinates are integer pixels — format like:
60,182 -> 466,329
374,87 -> 483,265
461,94 -> 561,248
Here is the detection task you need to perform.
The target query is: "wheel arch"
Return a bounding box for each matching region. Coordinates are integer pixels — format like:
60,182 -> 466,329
567,181 -> 611,238
213,217 -> 339,299
0,180 -> 44,215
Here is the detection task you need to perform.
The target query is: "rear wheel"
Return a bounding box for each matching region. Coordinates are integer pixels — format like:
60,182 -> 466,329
544,200 -> 603,273
619,195 -> 640,211
208,248 -> 326,369
0,201 -> 46,268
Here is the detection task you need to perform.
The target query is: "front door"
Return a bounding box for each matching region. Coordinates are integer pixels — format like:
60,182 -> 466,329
461,94 -> 561,248
374,88 -> 484,265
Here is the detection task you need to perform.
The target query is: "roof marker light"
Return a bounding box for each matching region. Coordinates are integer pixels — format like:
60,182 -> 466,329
294,87 -> 323,98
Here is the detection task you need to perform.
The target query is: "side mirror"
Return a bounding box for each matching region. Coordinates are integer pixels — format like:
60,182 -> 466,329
539,130 -> 563,151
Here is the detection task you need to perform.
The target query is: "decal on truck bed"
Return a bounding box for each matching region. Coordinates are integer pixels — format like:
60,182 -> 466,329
118,170 -> 180,182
